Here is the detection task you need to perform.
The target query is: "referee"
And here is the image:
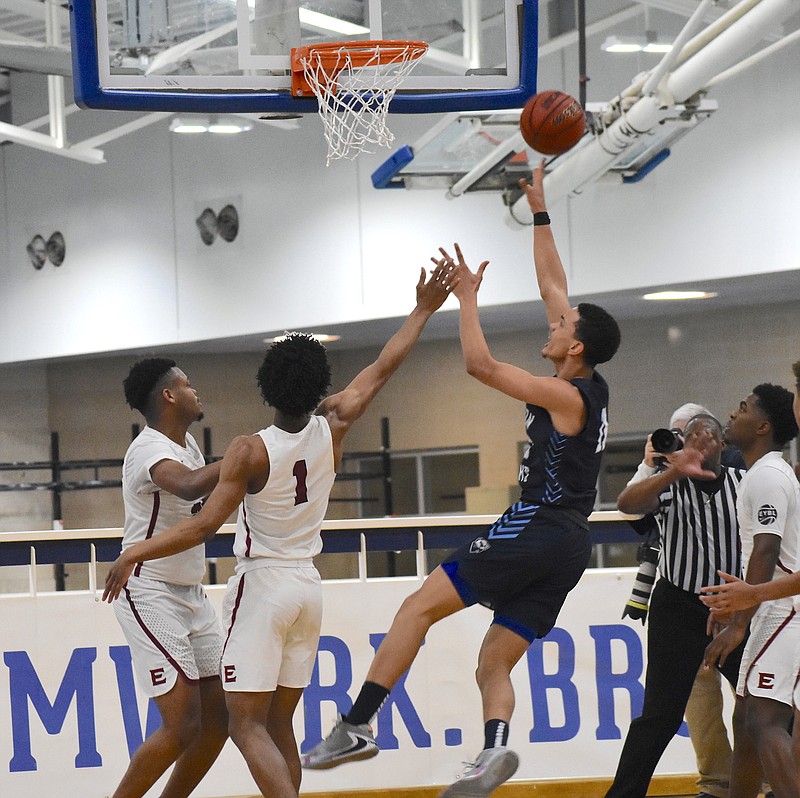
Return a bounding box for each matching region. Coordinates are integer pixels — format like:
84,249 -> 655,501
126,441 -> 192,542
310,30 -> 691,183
605,414 -> 751,798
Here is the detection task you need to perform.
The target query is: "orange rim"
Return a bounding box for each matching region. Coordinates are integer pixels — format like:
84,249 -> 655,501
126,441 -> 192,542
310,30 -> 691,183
291,40 -> 428,97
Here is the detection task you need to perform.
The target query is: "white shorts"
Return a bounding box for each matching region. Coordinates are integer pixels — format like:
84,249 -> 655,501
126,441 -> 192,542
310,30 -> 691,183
795,670 -> 800,710
220,560 -> 322,692
737,609 -> 800,706
114,575 -> 223,698
794,636 -> 800,710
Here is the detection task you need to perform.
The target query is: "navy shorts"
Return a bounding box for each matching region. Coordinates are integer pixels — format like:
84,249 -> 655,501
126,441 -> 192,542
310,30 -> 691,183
441,502 -> 592,643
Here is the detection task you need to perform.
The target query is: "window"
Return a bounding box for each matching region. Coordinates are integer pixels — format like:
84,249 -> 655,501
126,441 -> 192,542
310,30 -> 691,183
335,446 -> 480,517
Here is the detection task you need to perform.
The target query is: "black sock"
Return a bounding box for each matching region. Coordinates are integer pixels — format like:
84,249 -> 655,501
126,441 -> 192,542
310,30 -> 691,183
344,681 -> 390,726
483,719 -> 509,749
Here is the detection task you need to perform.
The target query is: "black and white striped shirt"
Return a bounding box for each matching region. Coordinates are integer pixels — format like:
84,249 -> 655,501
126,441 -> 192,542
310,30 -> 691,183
656,466 -> 745,594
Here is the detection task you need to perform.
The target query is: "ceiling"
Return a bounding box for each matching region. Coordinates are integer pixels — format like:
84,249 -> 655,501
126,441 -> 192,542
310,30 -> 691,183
1,0 -> 799,361
2,0 -> 798,160
4,1 -> 798,109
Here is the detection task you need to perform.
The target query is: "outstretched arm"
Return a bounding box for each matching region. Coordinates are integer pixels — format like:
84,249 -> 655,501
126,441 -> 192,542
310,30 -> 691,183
617,468 -> 677,516
700,569 -> 800,612
441,243 -> 585,436
617,437 -> 719,515
518,159 -> 570,325
704,533 -> 781,668
704,460 -> 797,608
150,458 -> 222,502
319,263 -> 453,466
103,436 -> 265,601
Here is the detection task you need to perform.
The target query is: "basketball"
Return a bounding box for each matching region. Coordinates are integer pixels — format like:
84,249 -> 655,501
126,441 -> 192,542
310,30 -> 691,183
519,91 -> 586,155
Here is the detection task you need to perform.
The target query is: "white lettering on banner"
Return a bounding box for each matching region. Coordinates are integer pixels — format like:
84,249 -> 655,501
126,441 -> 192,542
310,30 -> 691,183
0,570 -> 701,798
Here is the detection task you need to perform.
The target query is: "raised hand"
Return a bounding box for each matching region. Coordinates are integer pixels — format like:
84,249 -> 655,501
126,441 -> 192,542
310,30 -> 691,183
518,158 -> 547,213
431,242 -> 489,302
415,259 -> 456,313
665,427 -> 719,479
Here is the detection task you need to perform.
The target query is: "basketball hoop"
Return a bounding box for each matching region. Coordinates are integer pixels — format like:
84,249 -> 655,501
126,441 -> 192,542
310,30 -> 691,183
291,40 -> 428,165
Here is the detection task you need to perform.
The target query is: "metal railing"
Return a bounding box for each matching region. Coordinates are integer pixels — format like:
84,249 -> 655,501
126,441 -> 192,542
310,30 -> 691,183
0,511 -> 640,595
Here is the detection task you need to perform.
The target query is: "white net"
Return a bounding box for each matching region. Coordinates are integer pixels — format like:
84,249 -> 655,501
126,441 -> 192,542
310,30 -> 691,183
297,42 -> 428,165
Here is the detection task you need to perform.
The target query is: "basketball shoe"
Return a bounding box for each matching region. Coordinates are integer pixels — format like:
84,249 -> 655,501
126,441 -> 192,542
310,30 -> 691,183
440,747 -> 519,797
301,715 -> 379,769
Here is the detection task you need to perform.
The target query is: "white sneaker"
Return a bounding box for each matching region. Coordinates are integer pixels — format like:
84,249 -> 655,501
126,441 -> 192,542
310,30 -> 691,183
440,747 -> 519,797
301,715 -> 378,770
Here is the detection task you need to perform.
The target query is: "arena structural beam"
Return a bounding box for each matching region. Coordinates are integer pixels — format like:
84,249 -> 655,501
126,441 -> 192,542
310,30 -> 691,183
507,0 -> 800,225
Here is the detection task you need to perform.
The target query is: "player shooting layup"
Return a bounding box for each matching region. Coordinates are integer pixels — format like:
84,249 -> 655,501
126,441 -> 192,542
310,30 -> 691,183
302,160 -> 621,798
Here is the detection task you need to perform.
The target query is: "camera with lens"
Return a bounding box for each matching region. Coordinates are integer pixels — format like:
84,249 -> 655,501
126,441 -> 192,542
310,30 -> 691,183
636,540 -> 660,565
650,427 -> 684,454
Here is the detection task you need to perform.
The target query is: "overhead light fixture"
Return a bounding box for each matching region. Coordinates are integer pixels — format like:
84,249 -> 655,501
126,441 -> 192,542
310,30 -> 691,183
169,118 -> 209,134
298,8 -> 369,36
601,33 -> 673,54
208,118 -> 253,134
264,333 -> 342,344
169,116 -> 253,134
642,290 -> 718,301
601,35 -> 646,53
643,41 -> 673,53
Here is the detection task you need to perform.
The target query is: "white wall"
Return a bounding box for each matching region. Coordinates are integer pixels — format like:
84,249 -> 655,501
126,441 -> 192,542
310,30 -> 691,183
0,33 -> 797,364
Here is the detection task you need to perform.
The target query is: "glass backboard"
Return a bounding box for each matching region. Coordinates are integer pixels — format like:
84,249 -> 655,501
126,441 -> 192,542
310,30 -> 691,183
71,0 -> 537,113
370,99 -> 718,192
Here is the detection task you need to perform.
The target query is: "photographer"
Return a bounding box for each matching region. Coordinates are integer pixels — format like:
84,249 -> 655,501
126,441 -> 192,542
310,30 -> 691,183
605,414 -> 752,798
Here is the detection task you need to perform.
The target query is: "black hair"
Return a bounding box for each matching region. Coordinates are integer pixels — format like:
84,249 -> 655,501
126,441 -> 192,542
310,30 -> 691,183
685,413 -> 724,436
123,358 -> 177,414
257,333 -> 331,416
575,303 -> 621,367
752,383 -> 799,448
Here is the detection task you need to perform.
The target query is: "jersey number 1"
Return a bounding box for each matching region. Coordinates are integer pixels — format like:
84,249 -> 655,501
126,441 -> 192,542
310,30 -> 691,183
293,460 -> 309,505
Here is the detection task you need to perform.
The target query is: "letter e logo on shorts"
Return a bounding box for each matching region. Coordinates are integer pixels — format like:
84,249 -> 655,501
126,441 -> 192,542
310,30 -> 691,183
223,664 -> 237,683
469,537 -> 491,554
757,672 -> 775,689
150,667 -> 167,686
757,504 -> 778,525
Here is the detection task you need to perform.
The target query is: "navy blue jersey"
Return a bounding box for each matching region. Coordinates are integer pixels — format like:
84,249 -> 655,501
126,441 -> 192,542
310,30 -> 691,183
518,371 -> 610,517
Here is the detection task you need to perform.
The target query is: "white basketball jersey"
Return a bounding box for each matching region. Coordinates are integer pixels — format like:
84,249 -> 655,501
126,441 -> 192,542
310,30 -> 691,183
737,450 -> 800,616
234,415 -> 335,564
121,426 -> 207,585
